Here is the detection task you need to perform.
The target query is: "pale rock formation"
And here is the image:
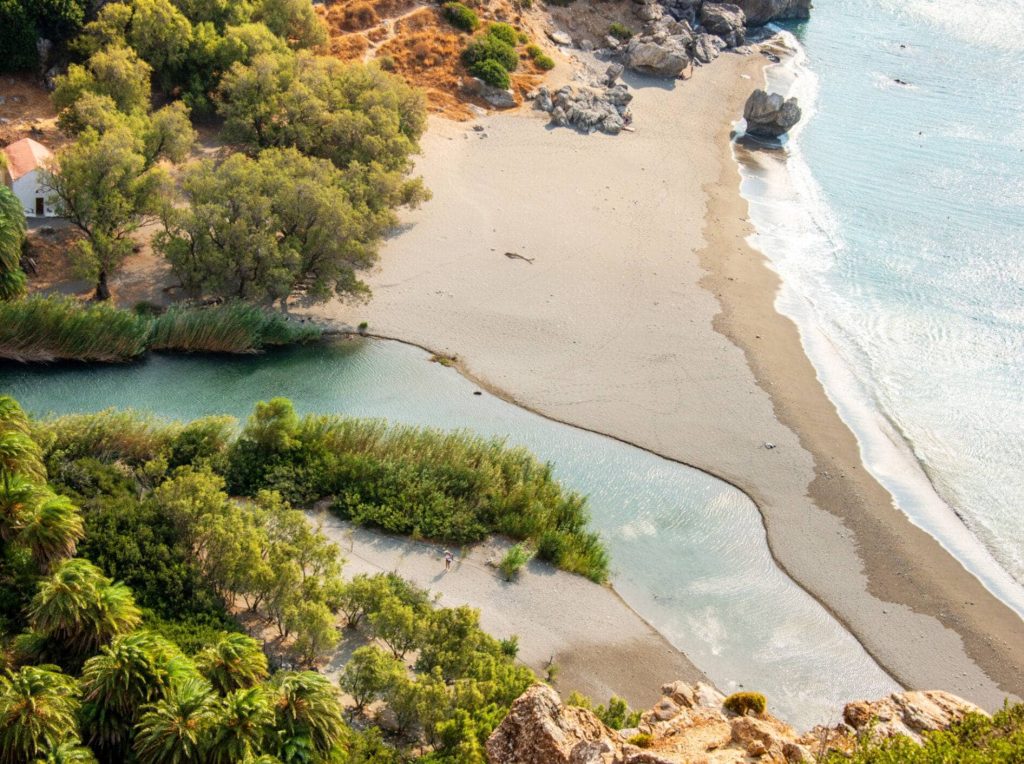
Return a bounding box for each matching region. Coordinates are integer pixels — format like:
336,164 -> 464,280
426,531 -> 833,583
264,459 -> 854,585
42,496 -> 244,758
843,690 -> 986,743
743,88 -> 802,137
735,0 -> 812,26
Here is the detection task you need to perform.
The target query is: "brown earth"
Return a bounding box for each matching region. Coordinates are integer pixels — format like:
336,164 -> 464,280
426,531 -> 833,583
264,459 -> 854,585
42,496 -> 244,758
0,74 -> 66,150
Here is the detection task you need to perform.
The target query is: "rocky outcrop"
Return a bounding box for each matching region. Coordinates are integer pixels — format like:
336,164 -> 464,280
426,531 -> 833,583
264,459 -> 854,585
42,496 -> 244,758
843,691 -> 985,743
735,0 -> 812,26
692,32 -> 726,64
624,35 -> 691,78
743,88 -> 801,137
532,83 -> 633,135
487,682 -> 987,764
699,3 -> 746,48
461,77 -> 516,109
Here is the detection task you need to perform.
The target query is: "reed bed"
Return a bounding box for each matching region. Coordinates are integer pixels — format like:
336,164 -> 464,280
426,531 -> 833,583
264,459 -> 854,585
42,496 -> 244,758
0,298 -> 321,363
0,296 -> 150,362
149,302 -> 320,353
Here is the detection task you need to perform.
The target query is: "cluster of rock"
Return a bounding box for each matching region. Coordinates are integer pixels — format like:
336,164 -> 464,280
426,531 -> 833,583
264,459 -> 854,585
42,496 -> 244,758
486,681 -> 985,764
742,88 -> 802,138
529,66 -> 633,135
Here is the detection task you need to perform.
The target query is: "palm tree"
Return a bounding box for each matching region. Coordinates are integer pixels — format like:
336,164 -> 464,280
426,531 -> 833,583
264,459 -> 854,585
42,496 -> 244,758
0,665 -> 81,764
0,396 -> 44,482
266,672 -> 347,761
18,493 -> 85,571
30,740 -> 98,763
132,677 -> 215,764
0,474 -> 42,541
79,632 -> 191,757
0,186 -> 27,301
28,558 -> 141,658
195,634 -> 269,695
206,688 -> 273,764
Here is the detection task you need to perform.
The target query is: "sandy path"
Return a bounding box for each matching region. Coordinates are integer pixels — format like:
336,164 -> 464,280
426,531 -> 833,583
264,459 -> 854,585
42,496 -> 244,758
303,51 -> 1024,708
313,511 -> 704,708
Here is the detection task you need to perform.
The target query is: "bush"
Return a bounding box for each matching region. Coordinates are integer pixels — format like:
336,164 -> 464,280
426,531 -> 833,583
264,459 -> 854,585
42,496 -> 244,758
469,59 -> 511,89
462,34 -> 518,72
443,2 -> 479,32
486,22 -> 519,47
534,53 -> 555,71
723,691 -> 767,717
526,43 -> 543,58
498,544 -> 532,581
627,732 -> 652,748
608,22 -> 634,41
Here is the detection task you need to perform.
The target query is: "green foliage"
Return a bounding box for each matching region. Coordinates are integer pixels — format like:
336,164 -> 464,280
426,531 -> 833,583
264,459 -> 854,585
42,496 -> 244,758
0,297 -> 150,362
149,302 -> 320,353
498,543 -> 532,581
443,2 -> 479,32
525,43 -> 542,58
0,665 -> 83,762
469,59 -> 510,89
462,34 -> 518,73
0,0 -> 41,71
533,53 -> 555,71
627,732 -> 652,748
486,22 -> 519,47
827,703 -> 1024,763
0,186 -> 27,300
723,691 -> 767,716
566,692 -> 641,730
157,147 -> 393,306
608,22 -> 634,41
53,45 -> 152,117
340,645 -> 405,710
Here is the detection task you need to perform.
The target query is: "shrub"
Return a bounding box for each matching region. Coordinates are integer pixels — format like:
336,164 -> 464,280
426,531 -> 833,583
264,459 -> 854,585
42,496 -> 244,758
462,34 -> 518,72
627,732 -> 652,748
499,635 -> 519,658
377,54 -> 396,71
526,43 -> 543,58
723,691 -> 767,716
443,2 -> 479,32
470,59 -> 511,89
498,544 -> 532,581
534,53 -> 555,70
487,22 -> 519,47
149,302 -> 320,354
608,22 -> 634,41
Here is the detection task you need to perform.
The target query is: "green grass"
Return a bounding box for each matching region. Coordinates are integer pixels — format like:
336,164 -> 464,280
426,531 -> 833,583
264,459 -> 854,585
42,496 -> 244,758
0,298 -> 321,363
149,302 -> 320,354
0,296 -> 150,362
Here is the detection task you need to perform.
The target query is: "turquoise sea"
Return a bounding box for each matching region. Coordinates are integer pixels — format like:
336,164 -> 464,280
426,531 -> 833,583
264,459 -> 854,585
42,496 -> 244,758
739,0 -> 1024,612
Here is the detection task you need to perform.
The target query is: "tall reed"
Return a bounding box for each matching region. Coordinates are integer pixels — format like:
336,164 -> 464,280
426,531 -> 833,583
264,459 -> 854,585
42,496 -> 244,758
149,302 -> 320,354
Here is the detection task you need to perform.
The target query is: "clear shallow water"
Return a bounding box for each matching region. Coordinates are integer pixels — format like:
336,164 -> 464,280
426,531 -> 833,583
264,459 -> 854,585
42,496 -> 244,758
737,0 -> 1024,611
0,340 -> 897,727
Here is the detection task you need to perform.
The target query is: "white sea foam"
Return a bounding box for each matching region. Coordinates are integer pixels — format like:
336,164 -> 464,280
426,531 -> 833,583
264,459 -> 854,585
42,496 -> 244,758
734,28 -> 1024,616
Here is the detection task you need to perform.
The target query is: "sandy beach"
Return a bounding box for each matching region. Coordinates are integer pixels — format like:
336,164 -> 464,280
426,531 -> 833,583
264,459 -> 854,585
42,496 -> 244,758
313,512 -> 705,707
303,50 -> 1024,708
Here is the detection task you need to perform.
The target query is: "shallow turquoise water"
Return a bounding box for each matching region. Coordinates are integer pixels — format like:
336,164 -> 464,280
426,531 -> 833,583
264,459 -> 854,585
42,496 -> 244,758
739,0 -> 1024,610
0,339 -> 898,727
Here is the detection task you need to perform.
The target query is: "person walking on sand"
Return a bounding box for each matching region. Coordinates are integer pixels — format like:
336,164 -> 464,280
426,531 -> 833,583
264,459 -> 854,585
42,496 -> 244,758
444,549 -> 454,572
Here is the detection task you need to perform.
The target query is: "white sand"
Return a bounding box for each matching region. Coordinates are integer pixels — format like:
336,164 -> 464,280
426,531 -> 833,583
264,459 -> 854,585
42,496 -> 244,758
313,511 -> 703,707
303,53 -> 1024,707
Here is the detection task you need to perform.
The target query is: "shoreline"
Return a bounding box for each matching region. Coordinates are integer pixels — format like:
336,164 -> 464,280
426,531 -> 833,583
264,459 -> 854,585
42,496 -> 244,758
302,53 -> 1023,709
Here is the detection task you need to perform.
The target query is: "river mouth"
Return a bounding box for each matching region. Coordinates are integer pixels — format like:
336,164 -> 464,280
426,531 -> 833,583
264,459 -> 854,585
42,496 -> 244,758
0,336 -> 897,727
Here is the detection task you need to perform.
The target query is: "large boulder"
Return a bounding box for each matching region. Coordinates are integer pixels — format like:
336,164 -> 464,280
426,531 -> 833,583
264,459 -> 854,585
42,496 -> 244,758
842,691 -> 986,744
743,88 -> 801,137
699,3 -> 746,47
624,36 -> 691,77
735,0 -> 812,26
462,77 -> 516,109
692,32 -> 726,64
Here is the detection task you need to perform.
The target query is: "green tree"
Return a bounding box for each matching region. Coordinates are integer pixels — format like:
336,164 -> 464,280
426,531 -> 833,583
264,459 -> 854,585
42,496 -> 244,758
287,600 -> 338,666
158,148 -> 392,306
0,185 -> 27,301
195,634 -> 269,695
52,45 -> 152,117
339,645 -> 404,712
28,558 -> 142,657
43,124 -> 169,300
0,665 -> 81,764
79,631 -> 192,757
369,597 -> 423,660
207,687 -> 273,763
132,676 -> 215,764
0,0 -> 40,71
32,740 -> 99,763
17,493 -> 85,571
266,672 -> 347,761
254,0 -> 326,49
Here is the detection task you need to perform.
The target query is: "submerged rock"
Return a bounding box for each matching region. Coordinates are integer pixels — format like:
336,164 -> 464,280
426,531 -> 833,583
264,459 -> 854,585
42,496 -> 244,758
743,88 -> 801,137
735,0 -> 812,26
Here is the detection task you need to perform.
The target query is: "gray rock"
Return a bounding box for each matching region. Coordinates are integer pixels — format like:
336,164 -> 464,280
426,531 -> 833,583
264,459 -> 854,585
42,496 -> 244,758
534,87 -> 553,112
635,1 -> 664,21
743,88 -> 802,137
542,84 -> 633,135
624,36 -> 691,77
547,30 -> 573,46
580,38 -> 594,51
604,63 -> 625,85
735,0 -> 812,26
604,35 -> 622,50
692,32 -> 726,64
699,3 -> 746,48
463,77 -> 516,109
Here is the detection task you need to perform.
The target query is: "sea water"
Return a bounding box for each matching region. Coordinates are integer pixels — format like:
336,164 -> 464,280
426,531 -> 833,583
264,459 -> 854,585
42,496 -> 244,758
0,340 -> 898,727
737,0 -> 1024,611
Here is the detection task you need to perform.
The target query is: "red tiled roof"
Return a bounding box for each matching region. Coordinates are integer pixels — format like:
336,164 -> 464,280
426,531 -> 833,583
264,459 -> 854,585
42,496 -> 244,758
2,138 -> 53,182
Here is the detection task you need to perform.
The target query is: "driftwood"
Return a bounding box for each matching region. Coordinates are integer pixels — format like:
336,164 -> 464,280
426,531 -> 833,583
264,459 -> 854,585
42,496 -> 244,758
504,252 -> 534,264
